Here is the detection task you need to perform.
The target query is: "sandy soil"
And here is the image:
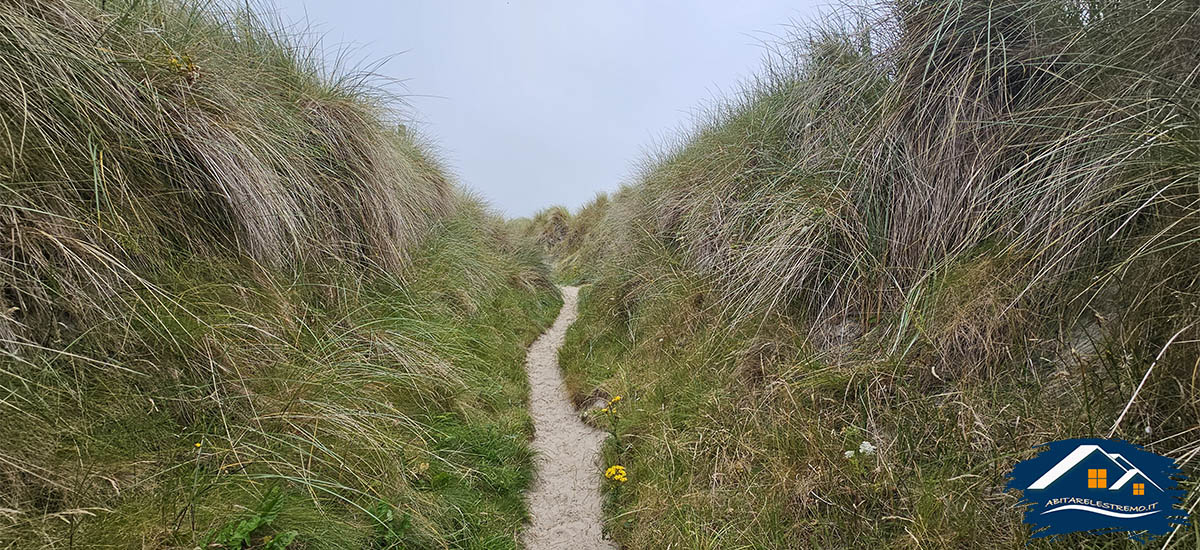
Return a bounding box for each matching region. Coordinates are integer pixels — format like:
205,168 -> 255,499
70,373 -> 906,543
521,286 -> 615,550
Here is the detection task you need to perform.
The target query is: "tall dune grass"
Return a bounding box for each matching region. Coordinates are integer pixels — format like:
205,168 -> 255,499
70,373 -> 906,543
0,0 -> 451,345
555,1 -> 1200,547
0,0 -> 559,547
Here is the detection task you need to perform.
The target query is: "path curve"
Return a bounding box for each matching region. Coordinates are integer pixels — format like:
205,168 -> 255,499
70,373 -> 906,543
522,286 -> 614,550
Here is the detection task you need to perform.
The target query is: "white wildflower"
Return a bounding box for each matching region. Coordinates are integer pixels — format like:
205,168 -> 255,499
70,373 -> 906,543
858,441 -> 876,455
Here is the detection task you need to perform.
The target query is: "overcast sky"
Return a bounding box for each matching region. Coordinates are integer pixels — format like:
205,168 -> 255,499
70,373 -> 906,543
269,1 -> 824,217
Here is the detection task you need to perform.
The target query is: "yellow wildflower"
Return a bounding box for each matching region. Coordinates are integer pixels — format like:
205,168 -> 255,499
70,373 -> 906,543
166,54 -> 200,83
194,442 -> 202,448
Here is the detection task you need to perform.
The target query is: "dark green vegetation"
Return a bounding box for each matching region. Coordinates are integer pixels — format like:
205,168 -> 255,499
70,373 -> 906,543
546,1 -> 1200,548
0,0 -> 558,548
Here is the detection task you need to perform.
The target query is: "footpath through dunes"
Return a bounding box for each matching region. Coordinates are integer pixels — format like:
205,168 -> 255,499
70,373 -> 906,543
522,286 -> 615,550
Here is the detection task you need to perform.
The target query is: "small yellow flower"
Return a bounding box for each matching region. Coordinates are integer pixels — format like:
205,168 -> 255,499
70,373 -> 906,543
166,54 -> 200,83
194,442 -> 202,448
610,395 -> 622,404
604,465 -> 628,482
598,408 -> 609,413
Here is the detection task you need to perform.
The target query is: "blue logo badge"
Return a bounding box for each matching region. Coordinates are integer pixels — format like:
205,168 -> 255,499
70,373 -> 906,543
1006,438 -> 1188,541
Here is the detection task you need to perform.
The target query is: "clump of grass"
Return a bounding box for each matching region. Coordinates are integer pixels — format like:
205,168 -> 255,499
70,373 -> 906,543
0,0 -> 452,346
519,206 -> 572,253
0,0 -> 561,547
556,1 -> 1200,547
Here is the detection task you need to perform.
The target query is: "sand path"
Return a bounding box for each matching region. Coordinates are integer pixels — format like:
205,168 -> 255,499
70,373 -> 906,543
521,286 -> 615,550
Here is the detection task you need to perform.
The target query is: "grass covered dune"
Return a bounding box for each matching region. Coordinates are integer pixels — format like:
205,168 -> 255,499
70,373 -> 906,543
547,1 -> 1200,548
0,0 -> 560,548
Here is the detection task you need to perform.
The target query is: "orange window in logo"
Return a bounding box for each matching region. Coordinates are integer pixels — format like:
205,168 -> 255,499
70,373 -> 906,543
1088,469 -> 1107,488
1133,483 -> 1145,495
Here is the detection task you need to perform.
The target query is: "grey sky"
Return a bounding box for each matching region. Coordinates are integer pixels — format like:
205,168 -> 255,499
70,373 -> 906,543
270,1 -> 823,217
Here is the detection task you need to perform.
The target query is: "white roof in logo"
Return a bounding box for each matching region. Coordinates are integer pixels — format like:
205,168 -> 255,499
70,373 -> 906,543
1027,444 -> 1163,491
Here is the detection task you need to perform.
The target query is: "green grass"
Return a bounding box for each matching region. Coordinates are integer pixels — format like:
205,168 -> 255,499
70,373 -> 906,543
550,1 -> 1200,548
0,204 -> 562,549
0,0 -> 563,548
562,272 -> 1198,548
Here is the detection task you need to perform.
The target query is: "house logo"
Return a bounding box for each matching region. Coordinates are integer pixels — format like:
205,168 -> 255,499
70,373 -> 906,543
1006,438 -> 1188,541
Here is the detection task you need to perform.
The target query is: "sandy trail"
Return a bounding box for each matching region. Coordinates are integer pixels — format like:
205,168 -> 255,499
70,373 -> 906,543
521,286 -> 615,550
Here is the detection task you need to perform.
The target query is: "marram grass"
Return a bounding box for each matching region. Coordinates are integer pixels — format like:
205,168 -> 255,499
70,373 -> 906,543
551,1 -> 1200,548
0,0 -> 560,548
